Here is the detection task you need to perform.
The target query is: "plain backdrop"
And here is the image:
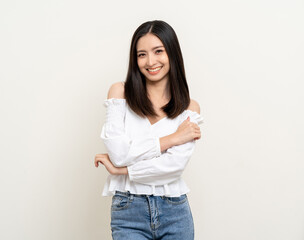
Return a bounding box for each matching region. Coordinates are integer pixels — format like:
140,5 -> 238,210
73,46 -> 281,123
0,0 -> 303,239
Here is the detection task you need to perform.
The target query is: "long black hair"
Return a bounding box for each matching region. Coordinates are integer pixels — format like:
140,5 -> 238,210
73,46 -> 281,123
124,20 -> 190,119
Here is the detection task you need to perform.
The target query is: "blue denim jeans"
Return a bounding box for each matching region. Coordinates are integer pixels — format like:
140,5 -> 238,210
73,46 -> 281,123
110,191 -> 194,240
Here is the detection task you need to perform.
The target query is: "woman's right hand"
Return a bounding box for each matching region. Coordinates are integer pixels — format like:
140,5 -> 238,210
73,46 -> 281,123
173,116 -> 201,145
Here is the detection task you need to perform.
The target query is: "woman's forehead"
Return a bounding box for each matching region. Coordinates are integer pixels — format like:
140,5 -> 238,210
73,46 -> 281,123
136,33 -> 164,51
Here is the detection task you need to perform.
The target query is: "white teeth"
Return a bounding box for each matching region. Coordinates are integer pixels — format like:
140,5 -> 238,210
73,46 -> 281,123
147,67 -> 161,72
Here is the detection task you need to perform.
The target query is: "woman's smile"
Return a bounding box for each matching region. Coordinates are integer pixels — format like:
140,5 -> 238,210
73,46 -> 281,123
147,66 -> 162,74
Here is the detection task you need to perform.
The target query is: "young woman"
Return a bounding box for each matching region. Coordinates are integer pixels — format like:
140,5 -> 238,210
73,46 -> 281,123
94,20 -> 203,240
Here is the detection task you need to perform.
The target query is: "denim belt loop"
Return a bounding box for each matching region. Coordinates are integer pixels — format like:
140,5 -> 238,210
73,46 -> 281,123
128,191 -> 134,202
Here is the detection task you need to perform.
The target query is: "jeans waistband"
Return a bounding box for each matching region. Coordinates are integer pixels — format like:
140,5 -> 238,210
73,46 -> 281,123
114,191 -> 186,200
115,190 -> 155,198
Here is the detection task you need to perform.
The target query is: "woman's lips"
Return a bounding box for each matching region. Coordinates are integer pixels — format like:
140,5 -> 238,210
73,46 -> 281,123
147,66 -> 162,75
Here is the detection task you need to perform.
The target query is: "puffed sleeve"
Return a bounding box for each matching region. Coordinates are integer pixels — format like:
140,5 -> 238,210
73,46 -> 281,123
127,110 -> 204,185
100,98 -> 161,167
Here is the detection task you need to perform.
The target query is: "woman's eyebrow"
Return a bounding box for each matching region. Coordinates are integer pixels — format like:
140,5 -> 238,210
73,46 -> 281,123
137,46 -> 164,53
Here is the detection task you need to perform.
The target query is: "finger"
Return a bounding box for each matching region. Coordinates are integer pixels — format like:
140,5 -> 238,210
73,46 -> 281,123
190,122 -> 199,128
194,132 -> 201,140
94,158 -> 99,167
182,117 -> 190,124
97,160 -> 105,166
194,127 -> 201,132
95,156 -> 108,161
195,130 -> 201,136
95,160 -> 102,167
97,158 -> 105,163
193,124 -> 200,130
189,121 -> 199,126
196,133 -> 201,139
194,130 -> 201,137
194,126 -> 201,132
95,153 -> 108,158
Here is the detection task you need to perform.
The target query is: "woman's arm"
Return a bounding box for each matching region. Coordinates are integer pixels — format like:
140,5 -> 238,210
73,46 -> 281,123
97,101 -> 203,186
127,104 -> 202,186
101,82 -> 200,167
95,113 -> 201,177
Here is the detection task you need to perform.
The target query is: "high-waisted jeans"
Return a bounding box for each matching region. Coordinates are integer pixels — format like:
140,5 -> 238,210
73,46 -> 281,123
110,191 -> 194,240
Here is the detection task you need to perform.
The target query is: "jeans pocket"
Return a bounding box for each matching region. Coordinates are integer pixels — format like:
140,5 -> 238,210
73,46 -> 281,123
165,194 -> 188,205
111,194 -> 130,211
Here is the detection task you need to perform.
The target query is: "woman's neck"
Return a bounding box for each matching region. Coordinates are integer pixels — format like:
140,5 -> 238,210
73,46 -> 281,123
146,79 -> 170,104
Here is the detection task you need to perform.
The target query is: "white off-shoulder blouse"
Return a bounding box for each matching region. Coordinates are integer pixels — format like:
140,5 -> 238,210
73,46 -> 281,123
100,98 -> 204,197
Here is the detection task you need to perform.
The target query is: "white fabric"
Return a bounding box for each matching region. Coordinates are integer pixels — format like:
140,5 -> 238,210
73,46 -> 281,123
100,98 -> 204,197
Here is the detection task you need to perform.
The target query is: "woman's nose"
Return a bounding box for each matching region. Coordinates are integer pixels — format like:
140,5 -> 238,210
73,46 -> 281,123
147,54 -> 156,66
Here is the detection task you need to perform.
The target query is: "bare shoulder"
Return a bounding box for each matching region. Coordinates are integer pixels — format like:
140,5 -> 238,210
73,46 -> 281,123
187,99 -> 200,114
107,81 -> 125,99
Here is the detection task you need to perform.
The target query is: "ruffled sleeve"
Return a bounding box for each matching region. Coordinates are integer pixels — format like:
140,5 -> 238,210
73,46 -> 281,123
100,98 -> 161,167
181,109 -> 204,125
102,98 -> 126,138
127,110 -> 203,186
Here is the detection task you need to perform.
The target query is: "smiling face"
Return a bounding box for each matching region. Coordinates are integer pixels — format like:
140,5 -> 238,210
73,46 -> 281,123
136,33 -> 170,83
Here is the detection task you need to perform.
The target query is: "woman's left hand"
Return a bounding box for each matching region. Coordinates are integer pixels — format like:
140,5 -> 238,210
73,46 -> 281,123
94,153 -> 128,175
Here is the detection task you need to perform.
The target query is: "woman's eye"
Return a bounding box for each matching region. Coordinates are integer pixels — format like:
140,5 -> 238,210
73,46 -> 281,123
155,50 -> 163,54
138,53 -> 145,57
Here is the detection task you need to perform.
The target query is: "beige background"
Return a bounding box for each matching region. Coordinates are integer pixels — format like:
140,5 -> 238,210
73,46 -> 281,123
1,0 -> 304,239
